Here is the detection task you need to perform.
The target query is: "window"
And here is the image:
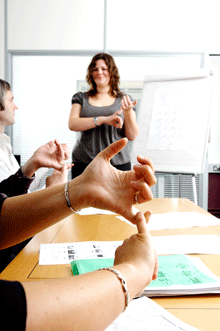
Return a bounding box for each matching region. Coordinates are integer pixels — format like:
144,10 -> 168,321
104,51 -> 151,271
11,52 -> 204,186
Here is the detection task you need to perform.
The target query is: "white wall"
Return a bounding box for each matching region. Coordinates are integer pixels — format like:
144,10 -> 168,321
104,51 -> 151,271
0,0 -> 5,78
7,0 -> 104,50
107,0 -> 208,51
6,0 -> 220,53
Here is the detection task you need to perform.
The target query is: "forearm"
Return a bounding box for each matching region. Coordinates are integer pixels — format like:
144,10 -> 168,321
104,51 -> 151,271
0,138 -> 156,248
0,172 -> 93,249
23,263 -> 144,331
123,110 -> 139,141
69,117 -> 97,131
68,116 -> 108,132
0,183 -> 71,249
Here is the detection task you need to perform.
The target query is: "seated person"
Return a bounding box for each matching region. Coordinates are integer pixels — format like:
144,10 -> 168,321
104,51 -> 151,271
0,138 -> 158,331
0,79 -> 70,191
0,139 -> 72,271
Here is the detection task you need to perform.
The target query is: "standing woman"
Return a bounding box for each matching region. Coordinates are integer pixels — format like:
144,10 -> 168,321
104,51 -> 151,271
68,53 -> 139,179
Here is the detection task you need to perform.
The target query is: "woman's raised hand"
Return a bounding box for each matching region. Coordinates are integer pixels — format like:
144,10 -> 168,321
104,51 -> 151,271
121,95 -> 138,112
105,109 -> 124,129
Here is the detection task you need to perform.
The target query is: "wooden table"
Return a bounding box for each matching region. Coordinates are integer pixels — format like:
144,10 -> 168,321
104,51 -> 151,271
1,198 -> 220,330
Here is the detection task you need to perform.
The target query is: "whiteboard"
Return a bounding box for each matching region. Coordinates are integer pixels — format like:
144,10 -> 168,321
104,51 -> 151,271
131,70 -> 214,174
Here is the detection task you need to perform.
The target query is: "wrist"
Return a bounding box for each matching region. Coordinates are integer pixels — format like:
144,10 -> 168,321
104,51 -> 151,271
113,263 -> 146,300
98,116 -> 106,125
22,157 -> 39,178
100,267 -> 130,311
68,176 -> 89,212
93,116 -> 99,127
94,116 -> 106,126
123,108 -> 133,114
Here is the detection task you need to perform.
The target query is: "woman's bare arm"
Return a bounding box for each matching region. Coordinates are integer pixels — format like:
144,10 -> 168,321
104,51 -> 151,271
23,212 -> 158,331
0,138 -> 156,249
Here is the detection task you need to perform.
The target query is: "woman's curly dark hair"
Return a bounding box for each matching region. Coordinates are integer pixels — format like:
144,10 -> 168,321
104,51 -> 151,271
86,53 -> 123,98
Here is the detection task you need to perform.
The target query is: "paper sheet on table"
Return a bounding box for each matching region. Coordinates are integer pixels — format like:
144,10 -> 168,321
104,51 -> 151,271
117,211 -> 220,229
152,234 -> 220,255
79,208 -> 116,215
78,206 -> 139,215
105,296 -> 200,331
39,235 -> 220,265
39,241 -> 122,265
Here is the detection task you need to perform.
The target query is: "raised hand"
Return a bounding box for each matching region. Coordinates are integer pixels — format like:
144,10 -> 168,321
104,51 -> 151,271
121,95 -> 138,112
105,109 -> 124,129
73,138 -> 156,223
21,140 -> 70,179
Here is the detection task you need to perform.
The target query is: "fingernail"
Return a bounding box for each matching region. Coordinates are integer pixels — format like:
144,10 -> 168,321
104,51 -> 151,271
144,211 -> 152,223
133,164 -> 142,169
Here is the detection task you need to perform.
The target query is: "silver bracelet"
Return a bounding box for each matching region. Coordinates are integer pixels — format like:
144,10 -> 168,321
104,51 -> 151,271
101,267 -> 130,311
93,117 -> 98,127
64,181 -> 78,213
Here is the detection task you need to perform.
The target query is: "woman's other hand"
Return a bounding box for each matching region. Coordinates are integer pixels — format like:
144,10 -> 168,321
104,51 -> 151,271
121,95 -> 138,112
105,109 -> 123,129
114,211 -> 159,297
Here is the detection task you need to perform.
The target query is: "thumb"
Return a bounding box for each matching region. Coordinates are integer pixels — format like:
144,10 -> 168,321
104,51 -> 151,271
135,211 -> 152,235
116,109 -> 123,115
98,138 -> 128,162
133,99 -> 138,106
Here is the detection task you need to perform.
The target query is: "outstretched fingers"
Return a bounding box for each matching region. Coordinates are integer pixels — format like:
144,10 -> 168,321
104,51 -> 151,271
98,138 -> 128,162
121,95 -> 138,110
133,163 -> 157,188
131,180 -> 153,204
136,155 -> 155,173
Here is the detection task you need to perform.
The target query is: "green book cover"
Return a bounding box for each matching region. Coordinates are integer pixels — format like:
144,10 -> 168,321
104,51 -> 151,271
71,258 -> 114,275
148,255 -> 217,288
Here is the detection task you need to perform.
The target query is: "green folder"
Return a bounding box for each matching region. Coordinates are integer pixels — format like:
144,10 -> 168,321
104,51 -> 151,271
71,258 -> 114,275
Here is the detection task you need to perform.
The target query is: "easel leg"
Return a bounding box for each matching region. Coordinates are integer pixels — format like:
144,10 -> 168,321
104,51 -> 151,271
192,175 -> 198,205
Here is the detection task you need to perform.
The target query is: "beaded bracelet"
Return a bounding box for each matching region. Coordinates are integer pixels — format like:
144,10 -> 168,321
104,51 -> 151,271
64,181 -> 78,213
101,267 -> 130,311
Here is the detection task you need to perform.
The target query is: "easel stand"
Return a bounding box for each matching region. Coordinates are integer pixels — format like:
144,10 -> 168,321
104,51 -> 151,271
192,174 -> 198,205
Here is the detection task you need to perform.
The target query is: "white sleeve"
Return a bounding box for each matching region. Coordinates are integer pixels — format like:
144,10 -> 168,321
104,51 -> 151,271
28,167 -> 48,192
0,153 -> 20,183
